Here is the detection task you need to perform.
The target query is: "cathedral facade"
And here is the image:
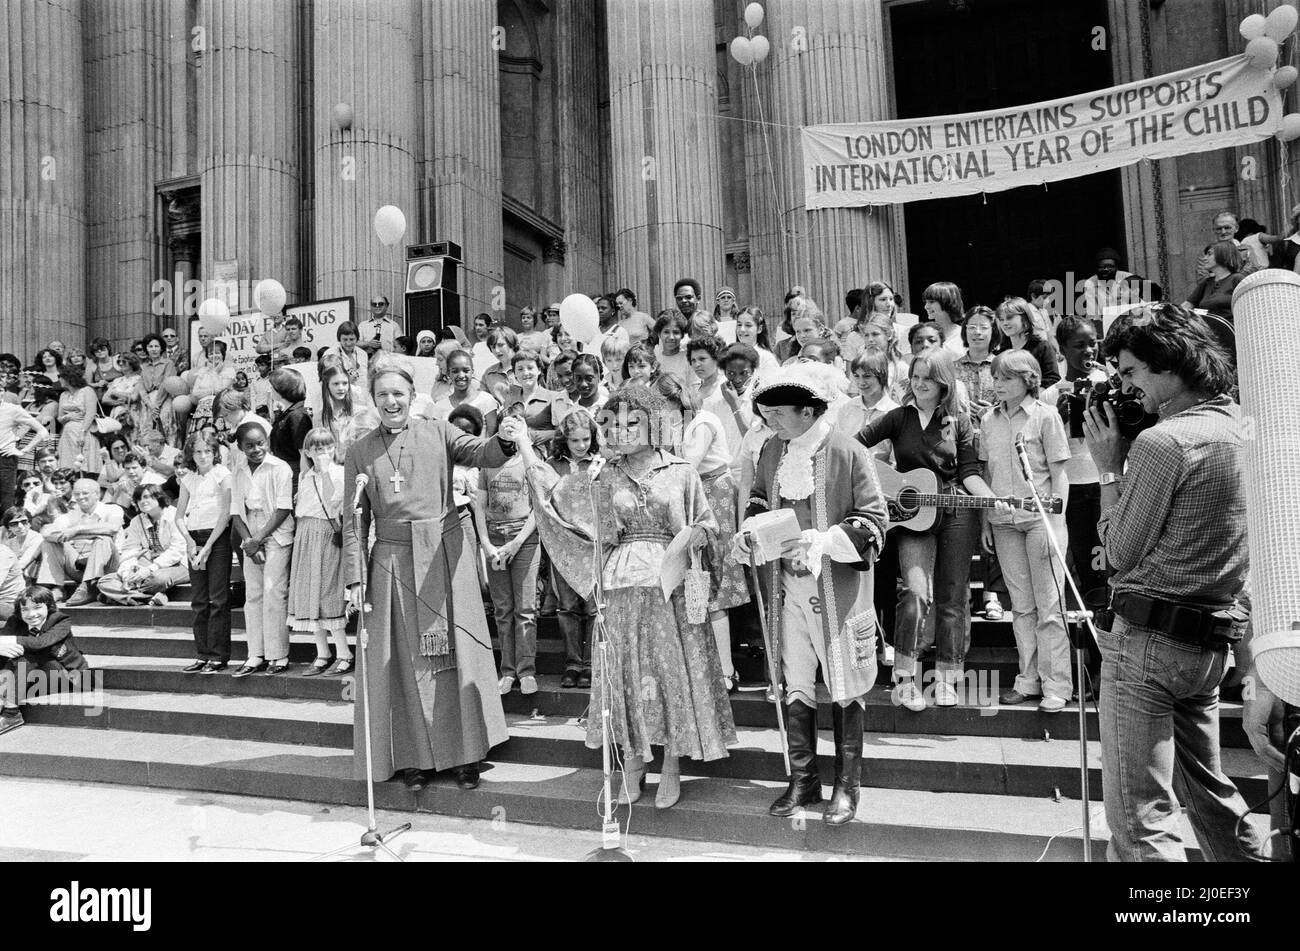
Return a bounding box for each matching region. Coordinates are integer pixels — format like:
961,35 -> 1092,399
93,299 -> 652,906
1,0 -> 1289,356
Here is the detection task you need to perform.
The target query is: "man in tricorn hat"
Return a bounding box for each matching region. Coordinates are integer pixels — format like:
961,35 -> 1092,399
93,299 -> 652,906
733,365 -> 888,825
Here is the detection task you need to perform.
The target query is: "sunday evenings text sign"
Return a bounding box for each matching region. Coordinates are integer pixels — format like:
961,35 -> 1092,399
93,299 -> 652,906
802,55 -> 1282,208
188,297 -> 353,374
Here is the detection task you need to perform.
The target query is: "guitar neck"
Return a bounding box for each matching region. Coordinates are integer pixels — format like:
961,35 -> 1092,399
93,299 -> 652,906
910,494 -> 1018,510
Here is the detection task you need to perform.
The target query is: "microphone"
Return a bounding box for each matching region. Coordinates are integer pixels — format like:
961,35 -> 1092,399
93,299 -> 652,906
587,455 -> 607,483
354,473 -> 369,494
1013,432 -> 1034,483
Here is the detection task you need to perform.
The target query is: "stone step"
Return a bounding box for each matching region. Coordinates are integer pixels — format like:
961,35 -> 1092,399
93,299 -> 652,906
20,690 -> 1267,804
81,657 -> 1250,748
0,723 -> 1125,861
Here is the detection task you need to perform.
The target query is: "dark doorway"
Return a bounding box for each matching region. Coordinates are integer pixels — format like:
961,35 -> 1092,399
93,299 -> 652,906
889,0 -> 1126,311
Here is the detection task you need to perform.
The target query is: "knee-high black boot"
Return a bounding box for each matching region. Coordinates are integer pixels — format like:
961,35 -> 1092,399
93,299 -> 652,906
824,702 -> 864,826
769,700 -> 823,817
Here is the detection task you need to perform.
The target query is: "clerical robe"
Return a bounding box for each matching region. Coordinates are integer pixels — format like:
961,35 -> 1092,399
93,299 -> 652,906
745,429 -> 888,703
344,419 -> 511,779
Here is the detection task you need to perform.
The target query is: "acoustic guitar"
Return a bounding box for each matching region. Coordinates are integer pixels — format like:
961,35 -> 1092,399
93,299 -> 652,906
874,461 -> 1063,534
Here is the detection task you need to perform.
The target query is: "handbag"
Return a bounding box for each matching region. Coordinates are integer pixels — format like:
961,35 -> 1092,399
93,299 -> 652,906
309,471 -> 343,548
684,548 -> 710,625
92,392 -> 122,434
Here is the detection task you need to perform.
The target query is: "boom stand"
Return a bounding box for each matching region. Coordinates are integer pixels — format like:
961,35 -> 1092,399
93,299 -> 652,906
583,467 -> 634,862
1018,474 -> 1100,863
313,499 -> 412,862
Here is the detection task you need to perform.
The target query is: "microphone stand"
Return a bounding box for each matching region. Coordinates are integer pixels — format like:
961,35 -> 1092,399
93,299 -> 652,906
1013,438 -> 1098,863
582,456 -> 633,862
313,477 -> 412,862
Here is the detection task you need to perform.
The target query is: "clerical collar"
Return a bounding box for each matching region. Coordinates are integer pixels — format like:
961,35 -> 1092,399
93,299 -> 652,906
383,424 -> 408,435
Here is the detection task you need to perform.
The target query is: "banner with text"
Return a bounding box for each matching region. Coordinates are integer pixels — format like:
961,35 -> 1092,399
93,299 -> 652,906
188,298 -> 353,374
802,55 -> 1282,208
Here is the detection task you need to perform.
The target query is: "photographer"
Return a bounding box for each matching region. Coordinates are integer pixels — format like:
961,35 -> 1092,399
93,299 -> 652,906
1083,303 -> 1267,862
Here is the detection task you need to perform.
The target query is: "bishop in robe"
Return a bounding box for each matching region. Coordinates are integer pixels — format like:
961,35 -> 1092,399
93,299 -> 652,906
344,367 -> 518,791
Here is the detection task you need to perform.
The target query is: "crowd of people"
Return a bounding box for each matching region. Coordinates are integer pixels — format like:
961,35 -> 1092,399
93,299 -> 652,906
0,206 -> 1290,859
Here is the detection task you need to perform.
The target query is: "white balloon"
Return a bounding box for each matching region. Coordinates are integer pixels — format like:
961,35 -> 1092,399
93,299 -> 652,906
744,3 -> 765,29
729,35 -> 754,67
559,293 -> 601,347
1276,65 -> 1299,90
1277,112 -> 1300,143
1265,3 -> 1299,42
197,298 -> 230,336
332,102 -> 354,131
1245,35 -> 1280,69
254,278 -> 287,315
373,205 -> 407,247
751,34 -> 771,63
1240,13 -> 1268,40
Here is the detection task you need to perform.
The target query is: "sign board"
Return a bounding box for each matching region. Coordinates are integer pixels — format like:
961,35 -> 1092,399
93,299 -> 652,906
189,297 -> 353,375
802,55 -> 1283,207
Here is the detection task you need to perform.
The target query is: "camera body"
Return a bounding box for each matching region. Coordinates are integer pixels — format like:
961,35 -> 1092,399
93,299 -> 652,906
1088,377 -> 1158,441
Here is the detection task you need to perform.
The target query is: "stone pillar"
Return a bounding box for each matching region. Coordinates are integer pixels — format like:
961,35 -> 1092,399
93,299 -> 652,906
200,0 -> 302,313
0,0 -> 87,356
554,0 -> 605,295
607,0 -> 725,315
419,0 -> 503,325
761,0 -> 903,315
313,0 -> 418,314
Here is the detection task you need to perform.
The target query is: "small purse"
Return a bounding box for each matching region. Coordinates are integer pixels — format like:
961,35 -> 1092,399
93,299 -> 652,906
684,548 -> 710,624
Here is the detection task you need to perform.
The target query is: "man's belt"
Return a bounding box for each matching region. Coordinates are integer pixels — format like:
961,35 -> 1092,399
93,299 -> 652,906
1111,590 -> 1247,649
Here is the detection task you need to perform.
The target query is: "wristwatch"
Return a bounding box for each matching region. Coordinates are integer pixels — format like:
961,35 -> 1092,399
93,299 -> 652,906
1099,471 -> 1120,486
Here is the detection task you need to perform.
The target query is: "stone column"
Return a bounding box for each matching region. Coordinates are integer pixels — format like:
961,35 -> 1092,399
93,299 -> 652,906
313,0 -> 417,318
762,0 -> 903,313
554,0 -> 605,294
0,0 -> 87,356
199,0 -> 302,313
418,0 -> 503,324
607,0 -> 725,315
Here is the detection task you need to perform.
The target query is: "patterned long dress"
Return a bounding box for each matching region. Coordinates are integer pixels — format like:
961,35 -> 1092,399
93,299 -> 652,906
56,385 -> 101,472
525,453 -> 737,761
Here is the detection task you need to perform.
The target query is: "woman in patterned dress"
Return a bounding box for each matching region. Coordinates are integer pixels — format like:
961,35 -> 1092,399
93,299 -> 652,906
508,383 -> 736,809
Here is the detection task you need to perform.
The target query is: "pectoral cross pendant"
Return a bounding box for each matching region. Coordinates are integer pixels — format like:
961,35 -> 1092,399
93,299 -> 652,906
390,470 -> 406,493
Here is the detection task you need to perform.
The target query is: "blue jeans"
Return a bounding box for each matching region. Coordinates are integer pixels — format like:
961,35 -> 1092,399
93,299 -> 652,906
893,507 -> 978,678
1097,616 -> 1269,862
487,530 -> 540,679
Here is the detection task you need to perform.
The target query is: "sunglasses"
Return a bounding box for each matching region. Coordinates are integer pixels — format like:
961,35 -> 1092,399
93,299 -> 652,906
370,300 -> 385,308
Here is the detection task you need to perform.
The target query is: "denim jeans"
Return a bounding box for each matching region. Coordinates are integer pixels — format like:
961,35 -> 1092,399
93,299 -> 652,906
1097,616 -> 1269,862
893,506 -> 978,678
553,564 -> 592,674
188,527 -> 232,663
487,529 -> 540,679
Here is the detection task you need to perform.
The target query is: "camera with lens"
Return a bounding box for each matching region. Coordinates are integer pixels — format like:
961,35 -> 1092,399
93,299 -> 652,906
1087,377 -> 1158,441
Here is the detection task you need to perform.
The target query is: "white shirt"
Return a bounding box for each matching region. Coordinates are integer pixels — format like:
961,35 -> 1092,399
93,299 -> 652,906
323,345 -> 369,389
180,464 -> 231,531
682,409 -> 731,475
0,402 -> 45,457
44,502 -> 125,553
295,463 -> 344,520
231,454 -> 295,547
834,394 -> 899,463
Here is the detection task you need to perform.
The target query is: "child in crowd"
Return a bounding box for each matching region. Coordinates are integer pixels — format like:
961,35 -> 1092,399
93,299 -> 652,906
600,334 -> 628,391
97,484 -> 188,606
546,410 -> 598,689
653,310 -> 690,383
1054,315 -> 1109,614
476,416 -> 540,697
250,354 -> 274,417
622,344 -> 658,386
0,585 -> 90,736
26,468 -> 75,532
287,427 -> 352,676
175,431 -> 233,674
837,351 -> 898,461
229,420 -> 295,677
979,350 -> 1072,713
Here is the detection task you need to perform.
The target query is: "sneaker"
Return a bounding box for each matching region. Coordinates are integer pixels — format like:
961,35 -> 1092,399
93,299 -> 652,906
1039,696 -> 1067,713
201,661 -> 228,675
0,711 -> 24,736
498,675 -> 515,695
182,660 -> 207,674
893,680 -> 926,712
934,681 -> 959,707
519,675 -> 538,695
148,592 -> 169,607
983,600 -> 1005,621
66,584 -> 94,607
